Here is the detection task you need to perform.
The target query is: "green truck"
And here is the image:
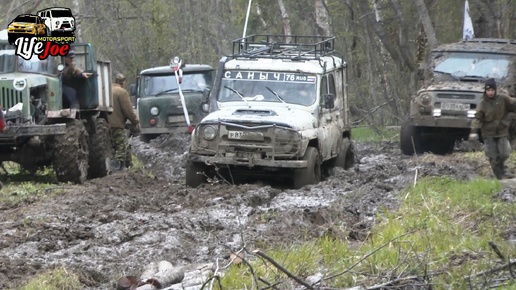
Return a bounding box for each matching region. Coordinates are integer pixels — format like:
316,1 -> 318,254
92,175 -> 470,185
130,61 -> 214,142
0,29 -> 113,183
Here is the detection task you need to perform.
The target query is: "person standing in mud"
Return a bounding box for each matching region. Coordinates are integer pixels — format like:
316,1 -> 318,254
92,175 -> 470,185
109,73 -> 140,171
470,78 -> 516,180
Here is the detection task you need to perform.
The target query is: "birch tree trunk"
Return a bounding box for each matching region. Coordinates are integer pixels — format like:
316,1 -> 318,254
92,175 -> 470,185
414,0 -> 438,48
72,0 -> 83,42
314,0 -> 331,36
277,0 -> 292,40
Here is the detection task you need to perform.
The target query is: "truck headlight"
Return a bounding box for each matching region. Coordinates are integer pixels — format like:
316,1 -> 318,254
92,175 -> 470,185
150,107 -> 159,116
420,94 -> 432,106
275,128 -> 291,144
202,125 -> 217,140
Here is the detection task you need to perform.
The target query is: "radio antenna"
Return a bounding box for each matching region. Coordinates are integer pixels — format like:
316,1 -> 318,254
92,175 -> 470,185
242,0 -> 252,39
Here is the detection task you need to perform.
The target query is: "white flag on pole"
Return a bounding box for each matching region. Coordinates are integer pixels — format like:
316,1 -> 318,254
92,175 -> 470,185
463,0 -> 474,40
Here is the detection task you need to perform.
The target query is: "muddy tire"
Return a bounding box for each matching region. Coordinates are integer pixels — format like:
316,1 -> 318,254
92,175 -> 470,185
333,138 -> 355,170
53,119 -> 89,184
88,118 -> 112,179
400,122 -> 426,155
185,160 -> 206,188
293,147 -> 322,189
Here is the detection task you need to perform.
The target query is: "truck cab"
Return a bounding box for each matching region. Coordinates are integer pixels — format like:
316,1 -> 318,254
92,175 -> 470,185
187,34 -> 355,188
133,63 -> 214,142
401,38 -> 516,155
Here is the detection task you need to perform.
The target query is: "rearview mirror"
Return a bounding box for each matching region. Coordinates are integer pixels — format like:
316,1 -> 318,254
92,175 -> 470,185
129,84 -> 136,96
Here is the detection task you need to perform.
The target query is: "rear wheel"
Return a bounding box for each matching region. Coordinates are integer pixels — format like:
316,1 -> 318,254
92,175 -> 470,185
293,147 -> 322,189
88,118 -> 112,179
53,119 -> 89,184
333,138 -> 355,170
185,160 -> 207,188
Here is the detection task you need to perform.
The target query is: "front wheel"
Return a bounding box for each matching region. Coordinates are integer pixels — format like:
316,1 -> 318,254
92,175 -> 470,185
293,147 -> 322,189
53,119 -> 89,184
185,160 -> 207,188
88,118 -> 112,179
400,121 -> 426,155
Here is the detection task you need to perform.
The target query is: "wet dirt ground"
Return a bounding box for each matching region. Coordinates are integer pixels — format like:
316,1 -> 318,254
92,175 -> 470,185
0,134 -> 514,289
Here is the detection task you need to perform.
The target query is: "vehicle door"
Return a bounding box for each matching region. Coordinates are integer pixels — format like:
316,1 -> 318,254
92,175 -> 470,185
69,43 -> 99,109
318,72 -> 340,160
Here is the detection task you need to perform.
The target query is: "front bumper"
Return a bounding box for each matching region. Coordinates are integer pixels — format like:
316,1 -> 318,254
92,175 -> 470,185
408,116 -> 473,128
0,123 -> 66,143
140,126 -> 191,134
189,154 -> 307,168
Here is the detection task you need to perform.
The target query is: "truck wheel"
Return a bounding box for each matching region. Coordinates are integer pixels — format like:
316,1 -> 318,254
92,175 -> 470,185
140,134 -> 158,143
400,122 -> 425,155
185,160 -> 206,188
429,138 -> 455,155
53,119 -> 89,184
333,138 -> 355,170
293,147 -> 322,189
88,118 -> 112,179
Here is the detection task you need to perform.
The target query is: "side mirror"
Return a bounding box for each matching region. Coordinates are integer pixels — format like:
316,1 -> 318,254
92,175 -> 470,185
201,103 -> 210,113
129,84 -> 136,96
201,88 -> 211,113
323,94 -> 335,109
57,63 -> 64,72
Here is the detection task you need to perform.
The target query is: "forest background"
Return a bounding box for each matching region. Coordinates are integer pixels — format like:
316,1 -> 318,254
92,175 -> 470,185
2,0 -> 516,127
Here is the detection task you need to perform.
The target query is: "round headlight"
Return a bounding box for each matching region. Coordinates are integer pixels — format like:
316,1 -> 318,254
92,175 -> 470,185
275,129 -> 291,143
420,94 -> 432,106
150,107 -> 159,116
202,125 -> 217,140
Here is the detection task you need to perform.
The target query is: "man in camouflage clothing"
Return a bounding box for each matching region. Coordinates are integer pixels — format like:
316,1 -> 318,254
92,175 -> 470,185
62,50 -> 92,109
470,78 -> 516,179
109,73 -> 139,170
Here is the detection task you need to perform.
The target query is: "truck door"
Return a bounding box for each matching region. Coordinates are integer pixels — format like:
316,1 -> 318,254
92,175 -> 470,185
70,43 -> 98,109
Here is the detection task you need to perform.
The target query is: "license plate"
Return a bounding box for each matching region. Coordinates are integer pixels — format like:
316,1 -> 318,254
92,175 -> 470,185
167,115 -> 191,123
441,102 -> 470,111
228,131 -> 264,141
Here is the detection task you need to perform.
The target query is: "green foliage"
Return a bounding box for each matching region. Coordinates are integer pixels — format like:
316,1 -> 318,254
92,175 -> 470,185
18,267 -> 82,290
352,126 -> 399,142
219,177 -> 515,288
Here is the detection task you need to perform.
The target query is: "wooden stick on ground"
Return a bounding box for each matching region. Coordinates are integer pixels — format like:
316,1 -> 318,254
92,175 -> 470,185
253,250 -> 316,290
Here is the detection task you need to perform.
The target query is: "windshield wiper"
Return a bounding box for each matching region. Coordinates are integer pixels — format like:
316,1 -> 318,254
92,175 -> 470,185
156,88 -> 179,96
266,86 -> 290,110
223,86 -> 250,107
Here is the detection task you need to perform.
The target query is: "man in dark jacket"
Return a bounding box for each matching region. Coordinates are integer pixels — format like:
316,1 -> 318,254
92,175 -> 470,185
108,73 -> 139,170
470,78 -> 516,179
62,50 -> 92,109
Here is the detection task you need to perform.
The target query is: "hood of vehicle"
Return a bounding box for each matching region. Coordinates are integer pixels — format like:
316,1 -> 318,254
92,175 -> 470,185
0,73 -> 49,88
139,91 -> 203,108
9,22 -> 37,28
420,81 -> 485,93
201,103 -> 315,130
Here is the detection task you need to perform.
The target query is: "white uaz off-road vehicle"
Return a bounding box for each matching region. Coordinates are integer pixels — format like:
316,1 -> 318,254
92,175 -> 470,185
186,35 -> 355,188
37,7 -> 75,36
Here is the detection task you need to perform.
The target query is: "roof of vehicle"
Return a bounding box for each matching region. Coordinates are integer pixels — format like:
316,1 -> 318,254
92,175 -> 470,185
140,64 -> 214,75
12,14 -> 41,21
432,38 -> 516,55
226,34 -> 345,73
38,7 -> 72,12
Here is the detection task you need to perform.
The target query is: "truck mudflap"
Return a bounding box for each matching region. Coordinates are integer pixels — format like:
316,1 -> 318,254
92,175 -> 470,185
189,154 -> 308,168
409,116 -> 473,128
0,123 -> 66,140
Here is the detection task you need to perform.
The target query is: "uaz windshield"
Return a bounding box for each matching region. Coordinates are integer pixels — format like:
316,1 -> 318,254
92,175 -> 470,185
434,52 -> 511,79
218,71 -> 317,106
142,72 -> 212,96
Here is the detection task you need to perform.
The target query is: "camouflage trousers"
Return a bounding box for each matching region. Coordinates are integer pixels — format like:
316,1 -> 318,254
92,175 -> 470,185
484,136 -> 512,180
111,128 -> 128,162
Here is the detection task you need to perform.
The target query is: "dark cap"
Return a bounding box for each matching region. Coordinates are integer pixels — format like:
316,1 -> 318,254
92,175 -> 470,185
485,78 -> 497,90
66,50 -> 75,58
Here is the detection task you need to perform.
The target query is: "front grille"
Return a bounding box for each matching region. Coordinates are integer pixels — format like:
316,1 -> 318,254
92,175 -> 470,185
1,88 -> 24,109
437,93 -> 476,100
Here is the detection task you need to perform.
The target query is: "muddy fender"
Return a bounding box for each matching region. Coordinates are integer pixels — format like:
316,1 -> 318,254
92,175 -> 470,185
293,146 -> 322,189
53,119 -> 89,184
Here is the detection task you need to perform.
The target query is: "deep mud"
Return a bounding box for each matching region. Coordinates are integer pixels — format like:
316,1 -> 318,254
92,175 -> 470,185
0,134 -> 514,289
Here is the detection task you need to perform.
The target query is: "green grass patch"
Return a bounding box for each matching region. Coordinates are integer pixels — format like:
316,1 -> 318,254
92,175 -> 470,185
352,126 -> 399,142
18,267 -> 83,290
218,177 -> 515,289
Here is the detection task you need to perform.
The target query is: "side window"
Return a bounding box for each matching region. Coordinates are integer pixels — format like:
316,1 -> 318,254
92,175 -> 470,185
328,74 -> 336,96
319,76 -> 328,105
